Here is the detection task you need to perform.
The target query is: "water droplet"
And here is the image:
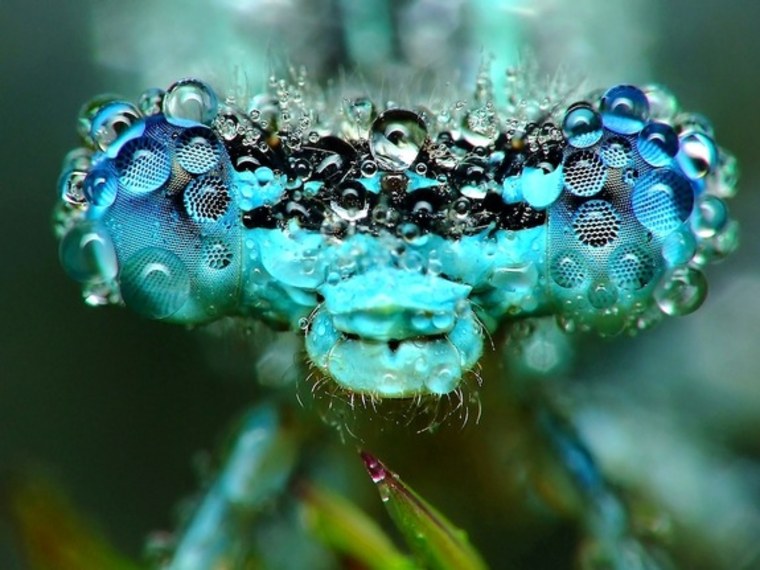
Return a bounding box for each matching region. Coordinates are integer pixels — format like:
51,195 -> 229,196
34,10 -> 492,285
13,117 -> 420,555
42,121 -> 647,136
642,84 -> 679,121
77,94 -> 121,144
116,137 -> 171,194
600,136 -> 632,168
661,227 -> 697,266
588,280 -> 618,309
600,85 -> 649,134
398,222 -> 421,242
360,159 -> 378,177
59,222 -> 119,283
120,247 -> 191,319
608,244 -> 656,291
58,169 -> 88,205
691,195 -> 728,238
550,250 -> 588,289
632,169 -> 694,237
654,266 -> 708,316
176,128 -> 220,174
83,166 -> 118,207
90,100 -> 142,151
562,103 -> 603,148
490,264 -> 538,292
713,151 -> 739,198
676,131 -> 718,179
138,87 -> 165,116
636,121 -> 678,167
163,78 -> 218,126
369,109 -> 427,171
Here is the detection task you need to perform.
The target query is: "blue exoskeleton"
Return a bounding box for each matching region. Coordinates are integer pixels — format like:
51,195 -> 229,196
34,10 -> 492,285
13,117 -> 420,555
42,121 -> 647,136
55,77 -> 737,400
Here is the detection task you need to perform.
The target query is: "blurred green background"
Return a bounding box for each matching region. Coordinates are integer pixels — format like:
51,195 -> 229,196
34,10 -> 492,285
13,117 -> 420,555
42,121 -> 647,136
1,1 -> 758,568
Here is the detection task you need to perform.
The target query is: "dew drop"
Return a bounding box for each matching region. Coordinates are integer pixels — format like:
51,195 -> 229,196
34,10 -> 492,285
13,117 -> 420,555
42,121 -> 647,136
600,84 -> 649,135
369,109 -> 427,172
676,131 -> 718,180
691,195 -> 728,239
661,227 -> 697,266
163,78 -> 218,126
562,103 -> 603,148
642,84 -> 679,121
587,280 -> 618,309
654,266 -> 708,316
59,222 -> 119,283
138,87 -> 165,116
636,121 -> 678,167
83,166 -> 118,207
120,247 -> 191,319
90,100 -> 142,151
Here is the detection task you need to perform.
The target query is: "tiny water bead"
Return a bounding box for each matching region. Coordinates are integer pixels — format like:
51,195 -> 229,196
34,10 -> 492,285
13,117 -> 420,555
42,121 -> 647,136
120,247 -> 191,319
163,79 -> 219,126
636,121 -> 679,167
600,85 -> 650,135
654,266 -> 708,316
369,109 -> 427,171
562,103 -> 603,148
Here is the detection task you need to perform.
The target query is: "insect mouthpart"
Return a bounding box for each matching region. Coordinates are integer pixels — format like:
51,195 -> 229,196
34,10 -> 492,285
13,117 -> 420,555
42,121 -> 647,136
305,269 -> 483,398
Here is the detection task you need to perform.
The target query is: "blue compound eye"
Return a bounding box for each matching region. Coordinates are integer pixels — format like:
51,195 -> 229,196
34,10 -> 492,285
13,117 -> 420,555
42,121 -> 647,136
55,78 -> 738,396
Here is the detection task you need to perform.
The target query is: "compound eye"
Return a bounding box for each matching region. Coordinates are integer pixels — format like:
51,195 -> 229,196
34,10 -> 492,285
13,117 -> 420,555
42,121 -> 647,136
548,84 -> 736,334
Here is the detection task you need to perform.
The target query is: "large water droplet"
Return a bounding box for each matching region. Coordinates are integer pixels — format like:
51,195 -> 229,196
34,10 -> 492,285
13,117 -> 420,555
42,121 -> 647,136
654,266 -> 708,316
116,137 -> 171,194
163,78 -> 218,126
120,247 -> 191,319
642,84 -> 679,121
369,109 -> 427,171
138,87 -> 165,116
550,250 -> 588,289
632,169 -> 694,237
90,100 -> 142,151
600,136 -> 632,168
636,121 -> 678,167
562,103 -> 603,148
600,85 -> 649,134
676,131 -> 718,179
59,222 -> 119,283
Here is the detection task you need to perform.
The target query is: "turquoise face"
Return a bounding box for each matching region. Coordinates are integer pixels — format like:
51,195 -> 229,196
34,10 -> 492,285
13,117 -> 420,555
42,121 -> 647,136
56,80 -> 738,398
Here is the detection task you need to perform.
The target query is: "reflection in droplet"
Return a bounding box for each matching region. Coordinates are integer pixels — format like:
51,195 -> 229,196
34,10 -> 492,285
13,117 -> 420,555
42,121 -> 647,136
676,131 -> 718,179
636,121 -> 678,167
120,247 -> 191,319
369,109 -> 427,171
562,103 -> 603,148
600,84 -> 649,134
90,100 -> 142,151
83,166 -> 118,207
654,266 -> 708,316
163,78 -> 218,126
59,222 -> 119,283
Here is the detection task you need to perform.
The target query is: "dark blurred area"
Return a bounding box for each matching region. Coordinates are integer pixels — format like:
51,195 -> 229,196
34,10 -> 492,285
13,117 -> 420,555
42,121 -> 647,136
0,1 -> 758,568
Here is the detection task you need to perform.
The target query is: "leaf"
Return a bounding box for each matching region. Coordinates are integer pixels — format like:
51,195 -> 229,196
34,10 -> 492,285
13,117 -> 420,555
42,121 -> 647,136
361,451 -> 488,570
